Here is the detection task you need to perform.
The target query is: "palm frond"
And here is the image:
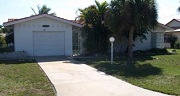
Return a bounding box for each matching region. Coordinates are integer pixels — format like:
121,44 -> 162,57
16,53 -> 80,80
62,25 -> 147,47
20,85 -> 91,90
31,7 -> 37,15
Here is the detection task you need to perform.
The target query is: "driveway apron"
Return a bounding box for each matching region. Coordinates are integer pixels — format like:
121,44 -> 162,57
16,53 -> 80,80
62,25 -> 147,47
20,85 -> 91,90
35,56 -> 170,96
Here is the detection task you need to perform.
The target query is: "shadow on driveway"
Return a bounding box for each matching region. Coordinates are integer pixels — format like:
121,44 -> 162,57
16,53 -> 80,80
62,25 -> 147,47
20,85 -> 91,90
34,56 -> 69,62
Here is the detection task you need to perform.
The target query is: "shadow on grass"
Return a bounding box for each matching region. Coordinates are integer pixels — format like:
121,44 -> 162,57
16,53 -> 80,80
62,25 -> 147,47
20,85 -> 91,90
74,53 -> 164,77
92,62 -> 162,78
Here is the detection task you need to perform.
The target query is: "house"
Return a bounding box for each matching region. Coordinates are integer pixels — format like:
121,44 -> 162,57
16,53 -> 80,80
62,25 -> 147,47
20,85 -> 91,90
166,19 -> 180,29
3,14 -> 82,56
114,23 -> 173,53
134,23 -> 173,50
164,19 -> 180,48
3,14 -> 172,56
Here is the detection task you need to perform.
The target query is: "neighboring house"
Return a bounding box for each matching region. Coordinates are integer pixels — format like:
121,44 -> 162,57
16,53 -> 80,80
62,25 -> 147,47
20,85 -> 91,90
114,23 -> 172,53
3,14 -> 82,56
134,23 -> 173,50
165,19 -> 180,48
166,19 -> 180,29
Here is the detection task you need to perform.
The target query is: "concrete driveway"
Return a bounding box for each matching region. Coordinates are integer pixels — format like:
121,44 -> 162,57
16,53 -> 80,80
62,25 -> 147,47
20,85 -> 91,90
35,56 -> 170,96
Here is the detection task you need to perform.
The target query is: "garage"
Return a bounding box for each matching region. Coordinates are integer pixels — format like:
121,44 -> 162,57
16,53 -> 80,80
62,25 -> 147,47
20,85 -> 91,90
3,14 -> 82,56
33,31 -> 65,56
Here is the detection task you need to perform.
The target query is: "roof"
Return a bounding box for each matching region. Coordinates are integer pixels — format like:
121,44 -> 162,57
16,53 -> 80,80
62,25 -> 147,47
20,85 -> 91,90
166,19 -> 180,26
157,22 -> 174,30
165,19 -> 180,29
166,28 -> 180,32
3,14 -> 82,27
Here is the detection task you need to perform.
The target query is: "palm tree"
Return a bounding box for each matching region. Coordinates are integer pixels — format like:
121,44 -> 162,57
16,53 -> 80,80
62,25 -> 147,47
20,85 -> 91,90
76,0 -> 109,53
0,25 -> 2,33
31,5 -> 56,16
178,6 -> 180,12
108,0 -> 158,65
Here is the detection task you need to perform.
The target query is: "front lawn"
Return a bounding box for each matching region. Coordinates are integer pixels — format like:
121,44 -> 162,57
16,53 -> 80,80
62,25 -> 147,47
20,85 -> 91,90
0,60 -> 55,96
74,49 -> 180,96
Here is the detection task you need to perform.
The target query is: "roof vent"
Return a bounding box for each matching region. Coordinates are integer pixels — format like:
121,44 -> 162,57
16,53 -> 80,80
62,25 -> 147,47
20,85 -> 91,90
42,25 -> 50,27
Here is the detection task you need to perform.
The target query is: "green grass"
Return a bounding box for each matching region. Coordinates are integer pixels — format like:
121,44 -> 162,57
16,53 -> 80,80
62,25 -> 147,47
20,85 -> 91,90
0,60 -> 55,96
74,49 -> 180,96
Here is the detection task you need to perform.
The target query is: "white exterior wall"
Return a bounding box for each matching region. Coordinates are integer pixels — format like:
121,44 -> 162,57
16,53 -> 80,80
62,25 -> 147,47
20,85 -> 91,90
133,25 -> 166,51
133,32 -> 151,51
14,17 -> 72,56
156,32 -> 164,48
152,25 -> 166,49
170,32 -> 180,42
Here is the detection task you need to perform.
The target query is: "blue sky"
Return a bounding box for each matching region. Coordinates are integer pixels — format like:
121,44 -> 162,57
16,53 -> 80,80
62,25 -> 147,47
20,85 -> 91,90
0,0 -> 180,25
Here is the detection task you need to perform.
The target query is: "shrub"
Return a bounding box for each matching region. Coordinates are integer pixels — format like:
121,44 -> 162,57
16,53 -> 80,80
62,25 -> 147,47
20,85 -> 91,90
0,34 -> 6,48
174,41 -> 180,49
5,33 -> 14,44
134,48 -> 168,55
168,35 -> 177,48
147,48 -> 168,54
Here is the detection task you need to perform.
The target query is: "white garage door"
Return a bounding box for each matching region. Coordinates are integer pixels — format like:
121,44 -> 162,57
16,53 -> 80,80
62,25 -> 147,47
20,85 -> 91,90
33,31 -> 65,56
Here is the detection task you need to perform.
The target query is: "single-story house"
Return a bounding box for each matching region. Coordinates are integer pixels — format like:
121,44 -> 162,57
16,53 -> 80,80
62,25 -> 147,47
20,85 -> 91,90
3,14 -> 172,56
164,19 -> 180,47
3,14 -> 82,56
114,23 -> 173,52
166,19 -> 180,29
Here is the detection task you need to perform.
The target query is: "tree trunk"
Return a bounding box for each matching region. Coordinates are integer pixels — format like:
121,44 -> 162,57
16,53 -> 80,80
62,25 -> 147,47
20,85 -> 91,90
127,27 -> 134,65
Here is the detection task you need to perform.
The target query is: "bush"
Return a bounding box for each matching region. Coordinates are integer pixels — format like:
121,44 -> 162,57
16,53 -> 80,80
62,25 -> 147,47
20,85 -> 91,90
174,41 -> 180,49
5,33 -> 14,44
134,48 -> 168,55
147,48 -> 168,54
168,35 -> 177,48
0,34 -> 6,48
0,46 -> 14,53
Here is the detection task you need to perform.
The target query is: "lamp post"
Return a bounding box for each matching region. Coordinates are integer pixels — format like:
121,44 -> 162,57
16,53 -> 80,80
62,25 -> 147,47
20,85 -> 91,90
109,37 -> 115,64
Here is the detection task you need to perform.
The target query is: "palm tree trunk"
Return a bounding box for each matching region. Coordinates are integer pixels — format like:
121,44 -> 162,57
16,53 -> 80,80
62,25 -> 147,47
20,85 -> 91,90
127,26 -> 134,65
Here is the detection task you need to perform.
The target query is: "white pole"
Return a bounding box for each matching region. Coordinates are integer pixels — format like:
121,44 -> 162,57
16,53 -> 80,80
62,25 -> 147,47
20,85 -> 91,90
111,42 -> 113,64
109,37 -> 115,65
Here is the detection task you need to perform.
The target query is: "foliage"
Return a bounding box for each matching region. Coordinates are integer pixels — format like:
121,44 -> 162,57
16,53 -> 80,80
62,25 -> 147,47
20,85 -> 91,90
77,1 -> 110,53
107,0 -> 158,65
177,6 -> 180,12
74,49 -> 180,95
168,35 -> 177,48
0,25 -> 2,33
5,32 -> 14,44
0,25 -> 10,33
0,47 -> 12,53
134,48 -> 168,54
0,34 -> 6,48
147,48 -> 168,54
31,5 -> 56,16
174,41 -> 180,49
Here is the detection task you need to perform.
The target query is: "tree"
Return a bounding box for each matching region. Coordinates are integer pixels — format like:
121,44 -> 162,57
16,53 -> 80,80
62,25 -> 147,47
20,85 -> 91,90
31,5 -> 56,16
108,0 -> 158,65
168,34 -> 177,48
0,25 -> 2,33
76,0 -> 110,53
178,5 -> 180,12
0,25 -> 9,33
0,34 -> 6,48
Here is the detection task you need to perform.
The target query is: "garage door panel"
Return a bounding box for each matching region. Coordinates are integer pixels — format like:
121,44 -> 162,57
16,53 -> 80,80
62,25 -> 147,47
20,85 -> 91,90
33,31 -> 65,56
